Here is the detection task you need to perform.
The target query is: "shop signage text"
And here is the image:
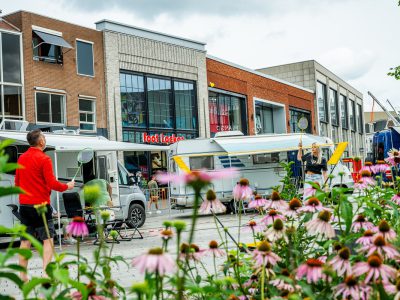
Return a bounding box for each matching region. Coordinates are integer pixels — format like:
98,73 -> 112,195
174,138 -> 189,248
142,133 -> 185,144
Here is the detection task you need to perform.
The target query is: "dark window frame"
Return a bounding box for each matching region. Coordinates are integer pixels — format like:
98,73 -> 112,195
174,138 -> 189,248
76,39 -> 95,77
35,91 -> 66,125
349,100 -> 356,132
339,94 -> 348,129
32,32 -> 63,64
289,107 -> 312,133
209,90 -> 247,136
329,88 -> 339,126
120,70 -> 199,140
317,81 -> 329,123
357,103 -> 363,134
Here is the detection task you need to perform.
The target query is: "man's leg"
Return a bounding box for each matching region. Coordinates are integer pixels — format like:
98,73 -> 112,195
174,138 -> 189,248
19,239 -> 31,282
42,238 -> 54,275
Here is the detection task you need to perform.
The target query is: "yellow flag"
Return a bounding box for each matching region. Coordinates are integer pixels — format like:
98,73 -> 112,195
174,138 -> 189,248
328,142 -> 348,165
173,156 -> 190,173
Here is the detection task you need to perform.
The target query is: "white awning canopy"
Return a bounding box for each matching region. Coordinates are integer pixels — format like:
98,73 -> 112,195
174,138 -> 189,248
0,131 -> 168,152
33,30 -> 73,49
212,133 -> 334,156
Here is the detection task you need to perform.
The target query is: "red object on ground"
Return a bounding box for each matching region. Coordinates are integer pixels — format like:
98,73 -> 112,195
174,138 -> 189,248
352,172 -> 361,182
15,147 -> 68,205
353,160 -> 362,172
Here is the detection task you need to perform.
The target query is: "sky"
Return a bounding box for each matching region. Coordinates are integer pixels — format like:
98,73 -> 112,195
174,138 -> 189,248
2,0 -> 399,113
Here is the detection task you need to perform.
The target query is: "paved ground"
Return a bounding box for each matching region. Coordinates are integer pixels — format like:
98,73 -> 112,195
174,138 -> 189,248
0,209 -> 256,298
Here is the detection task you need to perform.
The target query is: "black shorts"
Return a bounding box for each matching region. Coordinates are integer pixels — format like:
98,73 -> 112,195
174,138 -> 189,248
19,204 -> 55,241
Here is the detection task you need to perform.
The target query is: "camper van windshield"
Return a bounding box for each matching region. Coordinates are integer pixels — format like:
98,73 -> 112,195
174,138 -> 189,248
189,156 -> 214,170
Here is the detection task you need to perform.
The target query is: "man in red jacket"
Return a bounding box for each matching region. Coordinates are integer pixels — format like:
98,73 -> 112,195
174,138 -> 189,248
15,129 -> 74,281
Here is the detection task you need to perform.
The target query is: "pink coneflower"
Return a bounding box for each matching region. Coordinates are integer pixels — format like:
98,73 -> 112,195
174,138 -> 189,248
160,229 -> 173,240
203,240 -> 225,257
283,198 -> 302,218
132,247 -> 176,275
351,214 -> 375,232
296,258 -> 326,284
361,162 -> 374,173
298,197 -> 327,213
179,243 -> 204,261
270,269 -> 300,293
359,170 -> 376,186
356,230 -> 375,246
354,179 -> 370,190
329,247 -> 352,276
232,178 -> 253,200
157,168 -> 238,185
374,220 -> 397,241
303,182 -> 320,199
71,291 -> 110,300
305,210 -> 336,238
252,241 -> 281,267
66,216 -> 89,237
353,254 -> 397,283
260,209 -> 286,225
264,191 -> 288,210
243,274 -> 258,288
265,219 -> 287,242
385,149 -> 400,167
242,220 -> 265,233
361,235 -> 400,259
391,193 -> 400,205
333,275 -> 371,300
372,161 -> 389,174
248,194 -> 267,209
199,190 -> 226,214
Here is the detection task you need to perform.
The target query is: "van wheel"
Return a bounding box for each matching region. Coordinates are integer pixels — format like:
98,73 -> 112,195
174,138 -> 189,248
127,203 -> 146,228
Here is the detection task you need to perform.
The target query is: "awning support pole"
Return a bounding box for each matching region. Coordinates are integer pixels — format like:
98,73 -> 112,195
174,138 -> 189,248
54,151 -> 62,250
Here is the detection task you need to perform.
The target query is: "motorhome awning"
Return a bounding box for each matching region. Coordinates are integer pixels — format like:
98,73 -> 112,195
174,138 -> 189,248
33,30 -> 73,49
0,131 -> 168,152
212,133 -> 334,156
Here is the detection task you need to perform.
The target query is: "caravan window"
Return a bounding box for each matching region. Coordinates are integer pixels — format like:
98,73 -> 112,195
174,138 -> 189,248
189,156 -> 214,170
253,152 -> 287,164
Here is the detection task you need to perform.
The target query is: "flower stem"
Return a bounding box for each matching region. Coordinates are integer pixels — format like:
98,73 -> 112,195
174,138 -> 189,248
213,254 -> 217,278
261,258 -> 265,300
77,240 -> 80,282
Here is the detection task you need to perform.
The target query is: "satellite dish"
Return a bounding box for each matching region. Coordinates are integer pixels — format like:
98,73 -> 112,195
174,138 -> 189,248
298,117 -> 308,131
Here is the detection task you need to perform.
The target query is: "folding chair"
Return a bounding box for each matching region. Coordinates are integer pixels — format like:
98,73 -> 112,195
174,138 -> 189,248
62,192 -> 96,232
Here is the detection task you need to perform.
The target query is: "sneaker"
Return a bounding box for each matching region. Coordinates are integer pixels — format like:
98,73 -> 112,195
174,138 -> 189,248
156,210 -> 162,214
63,238 -> 77,245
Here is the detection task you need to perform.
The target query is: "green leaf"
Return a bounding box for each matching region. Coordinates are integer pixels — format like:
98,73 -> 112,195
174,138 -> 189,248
340,197 -> 353,234
2,162 -> 24,173
53,267 -> 70,284
20,233 -> 43,256
377,282 -> 391,300
22,277 -> 52,298
0,271 -> 24,288
68,279 -> 88,299
0,186 -> 25,197
6,248 -> 33,260
4,263 -> 26,272
0,139 -> 15,150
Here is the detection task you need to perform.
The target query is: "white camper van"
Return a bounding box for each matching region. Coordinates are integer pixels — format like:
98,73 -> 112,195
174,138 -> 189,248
168,132 -> 353,210
0,131 -> 168,242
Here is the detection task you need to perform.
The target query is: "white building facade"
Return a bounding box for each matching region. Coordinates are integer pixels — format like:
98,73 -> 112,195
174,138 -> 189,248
258,60 -> 365,158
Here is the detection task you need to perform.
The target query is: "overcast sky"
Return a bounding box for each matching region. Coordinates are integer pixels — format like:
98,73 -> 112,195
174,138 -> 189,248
2,0 -> 399,113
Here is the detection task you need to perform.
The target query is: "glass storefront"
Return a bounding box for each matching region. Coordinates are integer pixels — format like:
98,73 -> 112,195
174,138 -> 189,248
120,71 -> 198,180
209,91 -> 246,136
289,107 -> 312,133
255,102 -> 273,134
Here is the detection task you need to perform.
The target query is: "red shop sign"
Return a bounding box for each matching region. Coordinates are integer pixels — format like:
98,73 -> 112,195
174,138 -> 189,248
142,132 -> 185,145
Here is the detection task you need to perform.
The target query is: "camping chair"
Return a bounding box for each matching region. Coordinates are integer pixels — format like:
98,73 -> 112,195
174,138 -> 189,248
62,192 -> 96,232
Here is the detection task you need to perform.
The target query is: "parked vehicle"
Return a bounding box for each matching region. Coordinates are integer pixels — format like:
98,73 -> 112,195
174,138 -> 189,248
168,131 -> 354,210
371,126 -> 400,162
0,131 -> 167,243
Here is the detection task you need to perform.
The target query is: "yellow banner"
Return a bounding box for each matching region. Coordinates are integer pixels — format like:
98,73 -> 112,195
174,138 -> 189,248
173,156 -> 190,173
328,142 -> 348,165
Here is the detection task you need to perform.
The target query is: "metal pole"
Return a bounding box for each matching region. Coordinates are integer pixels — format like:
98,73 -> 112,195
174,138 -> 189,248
368,92 -> 400,126
54,151 -> 62,250
386,99 -> 400,119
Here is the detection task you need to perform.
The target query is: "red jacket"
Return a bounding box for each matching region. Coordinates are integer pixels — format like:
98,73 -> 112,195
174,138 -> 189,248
15,147 -> 68,205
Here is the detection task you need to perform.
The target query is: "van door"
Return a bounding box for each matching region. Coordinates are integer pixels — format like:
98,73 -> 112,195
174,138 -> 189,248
0,178 -> 17,228
96,151 -> 120,206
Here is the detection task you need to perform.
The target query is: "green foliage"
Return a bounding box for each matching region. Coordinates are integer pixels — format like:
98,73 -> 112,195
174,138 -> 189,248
388,65 -> 400,80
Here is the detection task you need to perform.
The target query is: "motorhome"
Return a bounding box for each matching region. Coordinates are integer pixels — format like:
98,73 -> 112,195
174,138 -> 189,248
0,131 -> 168,242
168,132 -> 354,210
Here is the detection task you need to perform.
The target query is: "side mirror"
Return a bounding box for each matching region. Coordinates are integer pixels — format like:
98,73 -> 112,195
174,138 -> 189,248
128,175 -> 136,185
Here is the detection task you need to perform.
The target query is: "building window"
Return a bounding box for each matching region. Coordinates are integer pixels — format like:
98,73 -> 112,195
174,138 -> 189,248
76,40 -> 94,76
317,81 -> 328,123
331,126 -> 339,143
319,122 -> 328,137
147,77 -> 173,129
120,71 -> 198,143
255,102 -> 273,134
79,98 -> 96,131
329,88 -> 339,126
357,103 -> 363,134
289,108 -> 311,133
120,73 -> 146,128
36,92 -> 65,124
342,128 -> 348,142
32,32 -> 63,64
0,32 -> 23,121
209,91 -> 246,136
2,33 -> 22,83
349,100 -> 356,131
175,81 -> 197,130
339,94 -> 348,129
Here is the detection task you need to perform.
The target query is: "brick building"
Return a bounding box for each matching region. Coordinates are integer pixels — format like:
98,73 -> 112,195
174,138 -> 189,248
4,11 -> 107,136
207,56 -> 315,137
